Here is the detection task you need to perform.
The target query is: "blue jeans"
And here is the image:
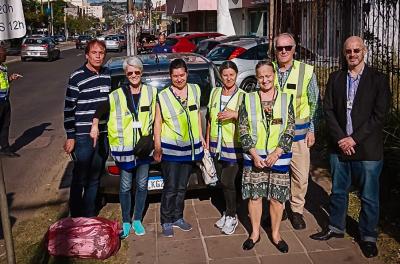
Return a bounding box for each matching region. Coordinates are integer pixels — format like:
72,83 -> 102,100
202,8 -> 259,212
70,134 -> 108,217
120,164 -> 149,223
328,154 -> 383,242
160,161 -> 193,224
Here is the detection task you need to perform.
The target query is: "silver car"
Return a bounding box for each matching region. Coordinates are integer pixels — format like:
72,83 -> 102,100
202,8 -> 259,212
21,37 -> 60,62
105,35 -> 123,52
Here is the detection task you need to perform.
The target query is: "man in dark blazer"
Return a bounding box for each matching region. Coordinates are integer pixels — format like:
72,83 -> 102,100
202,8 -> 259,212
310,36 -> 391,258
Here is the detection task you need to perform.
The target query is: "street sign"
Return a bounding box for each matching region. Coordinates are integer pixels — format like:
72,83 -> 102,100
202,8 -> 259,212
0,0 -> 26,40
125,14 -> 134,24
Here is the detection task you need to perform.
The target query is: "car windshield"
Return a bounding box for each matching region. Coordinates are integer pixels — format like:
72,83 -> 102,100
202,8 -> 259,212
24,38 -> 47,44
207,45 -> 236,61
106,36 -> 119,41
165,38 -> 178,46
195,41 -> 218,55
111,69 -> 212,107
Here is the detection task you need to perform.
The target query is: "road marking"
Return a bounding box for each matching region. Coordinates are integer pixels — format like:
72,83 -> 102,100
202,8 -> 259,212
77,54 -> 83,56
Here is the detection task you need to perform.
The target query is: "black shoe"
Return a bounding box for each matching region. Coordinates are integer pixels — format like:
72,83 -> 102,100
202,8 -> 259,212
242,236 -> 261,250
310,228 -> 345,241
272,239 -> 289,253
290,212 -> 306,230
281,209 -> 288,221
0,148 -> 19,158
359,241 -> 378,258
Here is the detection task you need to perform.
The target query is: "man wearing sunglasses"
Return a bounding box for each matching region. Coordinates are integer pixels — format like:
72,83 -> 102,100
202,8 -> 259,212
310,36 -> 390,259
272,33 -> 320,231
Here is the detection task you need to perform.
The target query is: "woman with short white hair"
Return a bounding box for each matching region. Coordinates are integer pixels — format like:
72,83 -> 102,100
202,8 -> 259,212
91,56 -> 157,238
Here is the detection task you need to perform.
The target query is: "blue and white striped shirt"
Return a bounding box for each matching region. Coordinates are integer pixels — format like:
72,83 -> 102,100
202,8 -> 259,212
64,64 -> 111,139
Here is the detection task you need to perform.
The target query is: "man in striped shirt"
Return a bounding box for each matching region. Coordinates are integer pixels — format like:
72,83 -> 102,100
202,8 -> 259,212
63,39 -> 111,217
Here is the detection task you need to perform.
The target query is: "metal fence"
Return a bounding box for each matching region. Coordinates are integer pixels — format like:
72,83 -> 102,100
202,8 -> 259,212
271,0 -> 400,112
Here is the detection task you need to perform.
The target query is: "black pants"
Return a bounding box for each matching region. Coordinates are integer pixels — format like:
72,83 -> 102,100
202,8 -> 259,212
215,160 -> 239,217
160,161 -> 193,224
0,100 -> 10,149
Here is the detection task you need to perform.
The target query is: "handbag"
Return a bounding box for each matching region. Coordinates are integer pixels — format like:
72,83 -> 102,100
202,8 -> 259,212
198,149 -> 218,186
133,130 -> 154,159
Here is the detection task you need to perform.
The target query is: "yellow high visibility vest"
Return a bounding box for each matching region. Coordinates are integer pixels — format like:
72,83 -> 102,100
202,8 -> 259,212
208,87 -> 245,161
0,65 -> 9,99
107,84 -> 157,169
272,60 -> 313,141
158,83 -> 203,161
243,90 -> 293,172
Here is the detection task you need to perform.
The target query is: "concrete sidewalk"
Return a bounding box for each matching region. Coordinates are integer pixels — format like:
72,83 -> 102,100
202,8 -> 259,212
124,172 -> 382,264
5,41 -> 76,64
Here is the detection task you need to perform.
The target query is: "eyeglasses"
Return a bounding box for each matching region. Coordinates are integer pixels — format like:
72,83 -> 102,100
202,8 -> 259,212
345,48 -> 362,55
127,70 -> 141,77
276,45 -> 293,52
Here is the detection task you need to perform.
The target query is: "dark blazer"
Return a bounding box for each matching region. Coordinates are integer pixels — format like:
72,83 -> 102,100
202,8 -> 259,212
323,65 -> 391,161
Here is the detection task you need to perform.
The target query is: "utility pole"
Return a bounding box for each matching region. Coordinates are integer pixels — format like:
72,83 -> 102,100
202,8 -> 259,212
127,0 -> 137,56
269,0 -> 274,55
51,2 -> 54,36
64,8 -> 69,40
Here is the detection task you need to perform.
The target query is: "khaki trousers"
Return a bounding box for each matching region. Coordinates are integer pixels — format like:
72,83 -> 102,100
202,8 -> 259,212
289,139 -> 310,214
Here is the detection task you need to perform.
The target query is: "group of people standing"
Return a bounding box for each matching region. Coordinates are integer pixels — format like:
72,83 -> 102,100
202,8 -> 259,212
63,33 -> 390,258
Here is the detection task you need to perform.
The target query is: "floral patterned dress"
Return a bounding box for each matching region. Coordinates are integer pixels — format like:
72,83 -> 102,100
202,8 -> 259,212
239,92 -> 295,203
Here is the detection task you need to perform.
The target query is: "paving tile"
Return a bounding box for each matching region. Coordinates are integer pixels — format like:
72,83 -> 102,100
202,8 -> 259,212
309,249 -> 367,264
326,237 -> 357,250
127,237 -> 157,264
156,221 -> 201,241
142,207 -> 156,224
260,253 -> 312,264
302,210 -> 321,230
158,238 -> 206,264
154,202 -> 196,223
205,235 -> 256,259
194,203 -> 221,218
256,231 -> 305,256
129,223 -> 157,241
293,229 -> 332,252
210,256 -> 259,264
198,218 -> 247,237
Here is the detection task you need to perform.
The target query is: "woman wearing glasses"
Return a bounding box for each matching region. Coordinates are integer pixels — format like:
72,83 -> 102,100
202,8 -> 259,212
239,60 -> 294,253
90,57 -> 157,238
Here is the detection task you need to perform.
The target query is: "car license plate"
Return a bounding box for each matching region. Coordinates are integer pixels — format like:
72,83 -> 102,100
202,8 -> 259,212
148,176 -> 164,190
28,52 -> 39,56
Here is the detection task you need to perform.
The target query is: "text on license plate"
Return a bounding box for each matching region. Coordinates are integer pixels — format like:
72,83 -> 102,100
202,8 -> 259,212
148,176 -> 164,190
28,52 -> 39,56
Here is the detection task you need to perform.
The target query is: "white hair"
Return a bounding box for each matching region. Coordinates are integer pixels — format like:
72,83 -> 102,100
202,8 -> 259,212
122,56 -> 143,72
273,33 -> 297,49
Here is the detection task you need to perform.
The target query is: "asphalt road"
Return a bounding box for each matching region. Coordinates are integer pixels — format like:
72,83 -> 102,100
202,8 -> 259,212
2,48 -> 125,221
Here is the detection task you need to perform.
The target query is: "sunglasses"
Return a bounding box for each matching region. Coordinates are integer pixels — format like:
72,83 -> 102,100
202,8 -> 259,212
345,48 -> 362,55
276,45 -> 293,52
127,70 -> 141,77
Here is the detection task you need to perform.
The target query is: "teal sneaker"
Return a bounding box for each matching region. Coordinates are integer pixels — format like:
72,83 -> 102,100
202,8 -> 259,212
132,220 -> 146,236
120,222 -> 131,239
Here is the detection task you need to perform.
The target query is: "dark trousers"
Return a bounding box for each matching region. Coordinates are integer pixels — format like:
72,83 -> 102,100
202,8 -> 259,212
0,100 -> 11,149
160,161 -> 193,224
69,134 -> 108,217
328,154 -> 383,242
215,160 -> 239,217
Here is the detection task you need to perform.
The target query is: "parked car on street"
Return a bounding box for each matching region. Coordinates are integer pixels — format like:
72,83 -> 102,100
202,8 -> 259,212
20,37 -> 60,61
52,35 -> 66,42
166,32 -> 225,53
104,35 -> 123,52
75,35 -> 93,49
117,35 -> 127,49
207,37 -> 269,91
194,35 -> 258,56
101,53 -> 222,196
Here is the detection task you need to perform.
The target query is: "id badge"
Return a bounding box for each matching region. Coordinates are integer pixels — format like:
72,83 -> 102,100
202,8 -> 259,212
347,100 -> 352,109
132,121 -> 142,129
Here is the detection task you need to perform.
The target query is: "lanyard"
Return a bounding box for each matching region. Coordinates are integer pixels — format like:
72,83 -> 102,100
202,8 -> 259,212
130,85 -> 142,119
277,66 -> 292,90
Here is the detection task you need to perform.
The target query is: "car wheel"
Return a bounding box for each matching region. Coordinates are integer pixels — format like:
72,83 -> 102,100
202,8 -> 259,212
47,54 -> 53,62
240,77 -> 258,92
21,57 -> 26,62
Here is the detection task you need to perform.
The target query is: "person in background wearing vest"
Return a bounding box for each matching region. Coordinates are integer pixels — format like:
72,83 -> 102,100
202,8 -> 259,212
153,58 -> 205,237
0,46 -> 22,157
152,33 -> 172,53
310,36 -> 390,258
90,57 -> 157,238
272,33 -> 320,230
63,40 -> 111,217
206,61 -> 246,235
239,60 -> 294,252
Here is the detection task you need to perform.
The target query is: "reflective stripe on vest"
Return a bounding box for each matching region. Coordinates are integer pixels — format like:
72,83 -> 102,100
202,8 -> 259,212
243,91 -> 292,173
272,60 -> 313,141
208,87 -> 245,162
107,85 -> 156,169
0,67 -> 9,99
158,83 -> 203,162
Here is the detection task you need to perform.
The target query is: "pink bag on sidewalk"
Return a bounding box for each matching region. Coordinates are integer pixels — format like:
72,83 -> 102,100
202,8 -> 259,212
45,217 -> 121,259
